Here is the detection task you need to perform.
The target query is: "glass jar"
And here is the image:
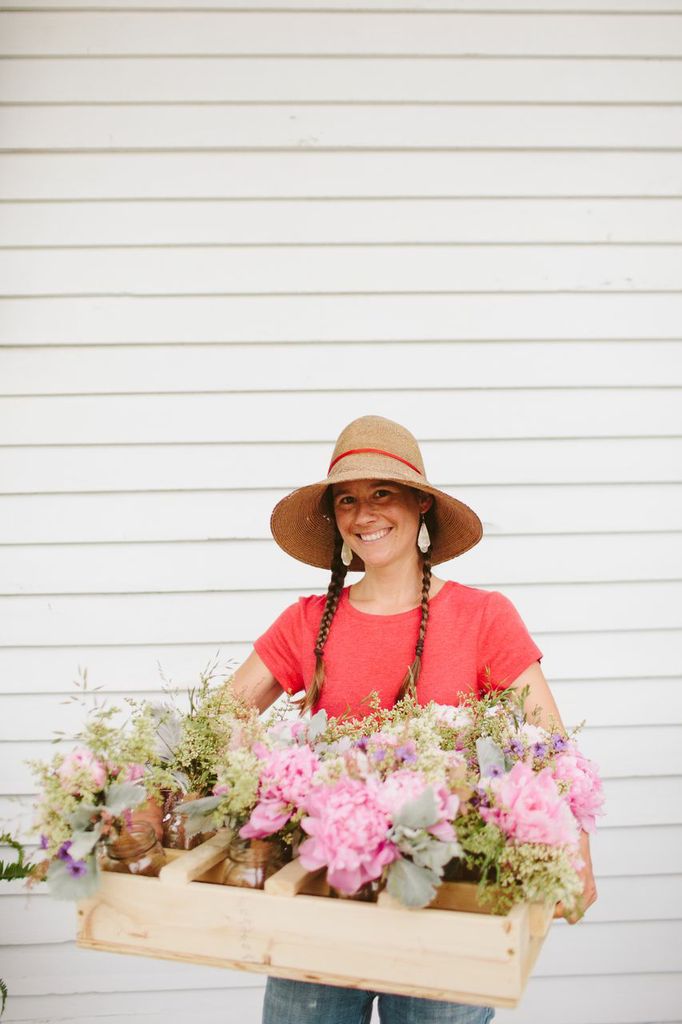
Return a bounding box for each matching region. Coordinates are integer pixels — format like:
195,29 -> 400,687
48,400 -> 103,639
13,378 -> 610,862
162,792 -> 216,850
329,880 -> 379,903
220,836 -> 290,889
100,822 -> 166,877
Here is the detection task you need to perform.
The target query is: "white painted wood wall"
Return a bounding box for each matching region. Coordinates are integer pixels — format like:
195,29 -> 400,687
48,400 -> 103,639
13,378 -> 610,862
1,1 -> 681,1021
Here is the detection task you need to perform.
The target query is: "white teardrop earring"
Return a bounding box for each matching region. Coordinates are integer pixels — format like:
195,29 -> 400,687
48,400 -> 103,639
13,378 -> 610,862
417,514 -> 431,554
341,540 -> 353,566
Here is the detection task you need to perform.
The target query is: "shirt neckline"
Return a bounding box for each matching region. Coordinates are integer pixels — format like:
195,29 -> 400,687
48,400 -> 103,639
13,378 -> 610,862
342,580 -> 454,620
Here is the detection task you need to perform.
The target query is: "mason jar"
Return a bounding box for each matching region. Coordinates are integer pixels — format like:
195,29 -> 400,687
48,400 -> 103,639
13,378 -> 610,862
100,822 -> 166,877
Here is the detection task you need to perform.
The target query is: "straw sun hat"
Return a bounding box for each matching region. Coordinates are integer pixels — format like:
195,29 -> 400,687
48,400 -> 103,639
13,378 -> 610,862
270,415 -> 483,571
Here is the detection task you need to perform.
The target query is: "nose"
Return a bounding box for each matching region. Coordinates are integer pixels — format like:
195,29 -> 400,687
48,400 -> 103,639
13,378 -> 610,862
352,498 -> 378,525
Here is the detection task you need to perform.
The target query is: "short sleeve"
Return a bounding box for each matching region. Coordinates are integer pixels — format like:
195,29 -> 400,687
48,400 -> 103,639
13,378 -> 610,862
253,600 -> 306,695
477,591 -> 543,693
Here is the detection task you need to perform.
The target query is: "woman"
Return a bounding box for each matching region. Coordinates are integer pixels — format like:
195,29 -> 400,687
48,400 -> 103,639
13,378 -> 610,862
232,414 -> 596,1024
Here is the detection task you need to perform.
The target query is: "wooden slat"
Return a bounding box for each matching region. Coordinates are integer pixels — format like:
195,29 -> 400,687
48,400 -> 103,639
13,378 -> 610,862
4,246 -> 682,296
1,581 -> 681,646
2,294 -> 681,344
1,533 -> 681,595
2,11 -> 682,57
3,886 -> 682,969
2,151 -> 682,200
2,198 -> 681,246
3,107 -> 682,152
2,481 -> 675,544
1,438 -> 679,494
0,630 -> 678,694
0,986 -> 264,1023
2,391 -> 681,445
3,341 -> 681,394
5,0 -> 682,10
2,59 -> 682,104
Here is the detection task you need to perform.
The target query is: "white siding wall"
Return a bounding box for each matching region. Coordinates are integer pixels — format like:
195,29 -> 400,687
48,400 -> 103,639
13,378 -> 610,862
1,1 -> 681,1021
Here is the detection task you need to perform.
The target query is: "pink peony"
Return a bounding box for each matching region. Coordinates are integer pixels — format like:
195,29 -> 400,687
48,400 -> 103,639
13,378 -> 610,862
57,748 -> 107,794
299,777 -> 399,894
481,762 -> 579,847
377,770 -> 459,841
553,746 -> 605,833
239,744 -> 320,840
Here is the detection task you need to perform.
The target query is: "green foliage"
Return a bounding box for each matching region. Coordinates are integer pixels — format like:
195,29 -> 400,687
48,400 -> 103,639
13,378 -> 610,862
0,832 -> 34,883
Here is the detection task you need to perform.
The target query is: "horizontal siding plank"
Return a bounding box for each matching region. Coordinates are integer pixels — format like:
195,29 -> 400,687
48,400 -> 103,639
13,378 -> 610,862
3,12 -> 682,57
3,680 -> 681,739
2,59 -> 682,104
1,581 -> 681,643
1,486 -> 681,542
4,342 -> 681,394
0,942 -> 254,994
0,985 -> 264,1023
2,198 -> 681,246
2,391 -> 681,445
0,631 -> 678,691
1,439 -> 679,493
4,246 -> 682,295
2,152 -> 682,200
3,107 -> 682,152
6,0 -> 682,10
2,534 -> 681,594
3,294 -> 681,343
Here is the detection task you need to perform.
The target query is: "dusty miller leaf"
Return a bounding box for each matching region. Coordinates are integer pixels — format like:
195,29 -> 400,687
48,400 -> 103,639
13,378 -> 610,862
386,858 -> 439,908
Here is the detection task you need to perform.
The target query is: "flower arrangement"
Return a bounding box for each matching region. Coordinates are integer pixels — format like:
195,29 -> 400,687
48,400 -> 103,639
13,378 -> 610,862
26,666 -> 604,918
28,697 -> 163,900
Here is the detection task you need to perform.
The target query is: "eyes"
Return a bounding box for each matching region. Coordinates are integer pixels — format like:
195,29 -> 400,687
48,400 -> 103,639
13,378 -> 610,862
334,488 -> 395,508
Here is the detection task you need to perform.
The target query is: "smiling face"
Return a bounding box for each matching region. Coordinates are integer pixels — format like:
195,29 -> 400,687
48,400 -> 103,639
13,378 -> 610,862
331,479 -> 433,570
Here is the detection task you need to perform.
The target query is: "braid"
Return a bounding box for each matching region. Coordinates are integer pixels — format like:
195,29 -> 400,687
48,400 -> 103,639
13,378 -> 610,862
294,530 -> 348,714
395,548 -> 432,704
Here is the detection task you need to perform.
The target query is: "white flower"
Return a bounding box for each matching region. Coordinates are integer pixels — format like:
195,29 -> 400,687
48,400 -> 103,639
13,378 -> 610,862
521,722 -> 550,744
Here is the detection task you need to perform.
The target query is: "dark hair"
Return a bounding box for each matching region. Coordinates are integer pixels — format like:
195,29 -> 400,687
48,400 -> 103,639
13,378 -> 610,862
294,495 -> 434,714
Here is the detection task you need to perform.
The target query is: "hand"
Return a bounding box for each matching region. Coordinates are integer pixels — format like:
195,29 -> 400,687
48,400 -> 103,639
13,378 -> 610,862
554,830 -> 597,924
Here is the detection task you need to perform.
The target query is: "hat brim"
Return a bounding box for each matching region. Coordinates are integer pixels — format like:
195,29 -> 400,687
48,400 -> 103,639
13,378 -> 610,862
270,470 -> 483,571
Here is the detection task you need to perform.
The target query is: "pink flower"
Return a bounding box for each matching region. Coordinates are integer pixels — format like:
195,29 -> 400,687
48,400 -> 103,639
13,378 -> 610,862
553,746 -> 605,833
299,777 -> 399,894
213,783 -> 230,797
124,763 -> 145,782
239,744 -> 320,840
240,800 -> 291,839
377,770 -> 459,841
481,762 -> 579,847
57,748 -> 107,794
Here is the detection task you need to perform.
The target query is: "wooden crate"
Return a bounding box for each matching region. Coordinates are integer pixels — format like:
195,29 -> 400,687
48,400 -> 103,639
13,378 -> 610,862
76,830 -> 554,1008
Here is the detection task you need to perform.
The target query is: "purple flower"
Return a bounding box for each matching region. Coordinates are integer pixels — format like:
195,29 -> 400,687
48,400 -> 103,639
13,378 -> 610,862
532,742 -> 549,760
56,841 -> 73,862
355,737 -> 369,752
551,734 -> 569,753
488,765 -> 504,778
395,742 -> 417,764
372,748 -> 387,763
507,738 -> 524,758
39,834 -> 49,850
66,859 -> 88,878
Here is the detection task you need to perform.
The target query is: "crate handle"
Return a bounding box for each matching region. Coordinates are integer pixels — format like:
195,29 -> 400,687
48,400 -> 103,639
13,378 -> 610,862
158,829 -> 233,886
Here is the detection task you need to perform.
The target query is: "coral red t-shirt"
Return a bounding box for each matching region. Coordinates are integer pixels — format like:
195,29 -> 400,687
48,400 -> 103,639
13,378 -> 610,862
254,581 -> 543,719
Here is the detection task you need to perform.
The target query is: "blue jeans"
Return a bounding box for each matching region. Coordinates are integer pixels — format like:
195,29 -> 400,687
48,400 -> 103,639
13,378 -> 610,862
262,977 -> 495,1024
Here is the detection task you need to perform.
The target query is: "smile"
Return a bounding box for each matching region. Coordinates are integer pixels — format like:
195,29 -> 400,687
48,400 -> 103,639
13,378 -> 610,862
357,528 -> 392,543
